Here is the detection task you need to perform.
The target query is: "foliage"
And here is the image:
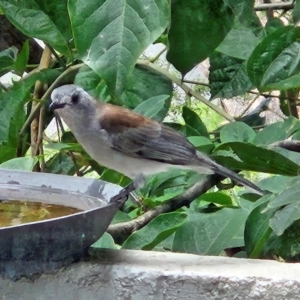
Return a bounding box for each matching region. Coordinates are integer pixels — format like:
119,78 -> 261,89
1,0 -> 300,261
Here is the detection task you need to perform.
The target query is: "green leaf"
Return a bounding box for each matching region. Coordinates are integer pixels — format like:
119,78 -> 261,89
172,207 -> 249,255
244,195 -> 275,258
69,0 -> 169,96
141,169 -> 189,197
182,106 -> 209,138
91,232 -> 116,249
259,175 -> 295,194
0,47 -> 17,73
265,18 -> 284,35
121,64 -> 173,109
264,73 -> 300,91
0,157 -> 38,171
46,152 -> 76,175
269,201 -> 300,236
0,0 -> 71,56
264,179 -> 300,207
122,211 -> 188,250
220,122 -> 256,143
247,26 -> 300,90
197,192 -> 233,206
167,0 -> 234,75
253,117 -> 300,145
44,142 -> 81,152
75,64 -> 173,110
143,190 -> 183,209
0,69 -> 61,145
263,219 -> 300,261
226,0 -> 262,36
216,29 -> 260,60
213,142 -> 300,175
209,52 -> 253,99
187,136 -> 214,154
100,168 -> 131,187
134,95 -> 170,121
13,40 -> 29,75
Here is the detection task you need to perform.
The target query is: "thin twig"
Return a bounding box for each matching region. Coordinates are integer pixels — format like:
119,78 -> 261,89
149,46 -> 167,63
236,93 -> 262,119
138,60 -> 235,121
254,2 -> 293,11
182,79 -> 300,102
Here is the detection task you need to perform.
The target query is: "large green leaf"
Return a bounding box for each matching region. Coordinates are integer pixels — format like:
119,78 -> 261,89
75,64 -> 173,110
122,211 -> 188,250
69,0 -> 169,96
120,64 -> 173,110
197,192 -> 233,206
172,207 -> 249,255
247,26 -> 300,90
259,175 -> 295,195
187,136 -> 214,154
213,142 -> 300,175
134,95 -> 170,122
269,200 -> 300,236
220,122 -> 256,143
167,0 -> 234,75
0,0 -> 71,56
263,219 -> 300,261
216,29 -> 260,60
227,0 -> 262,36
244,195 -> 275,258
253,117 -> 300,145
209,52 -> 253,99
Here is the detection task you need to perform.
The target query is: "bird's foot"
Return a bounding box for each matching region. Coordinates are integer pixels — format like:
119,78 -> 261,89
110,182 -> 136,204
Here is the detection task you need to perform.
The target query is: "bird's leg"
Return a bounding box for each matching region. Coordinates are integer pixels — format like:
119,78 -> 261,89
109,174 -> 146,205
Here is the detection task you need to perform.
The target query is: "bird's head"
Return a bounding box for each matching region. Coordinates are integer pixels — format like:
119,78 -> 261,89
50,84 -> 98,116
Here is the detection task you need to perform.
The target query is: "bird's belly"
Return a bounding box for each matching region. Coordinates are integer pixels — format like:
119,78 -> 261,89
77,134 -> 171,179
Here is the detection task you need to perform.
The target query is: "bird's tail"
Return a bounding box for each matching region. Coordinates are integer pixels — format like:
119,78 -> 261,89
195,152 -> 263,195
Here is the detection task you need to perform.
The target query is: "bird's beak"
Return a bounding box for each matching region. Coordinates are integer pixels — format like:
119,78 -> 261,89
49,102 -> 66,111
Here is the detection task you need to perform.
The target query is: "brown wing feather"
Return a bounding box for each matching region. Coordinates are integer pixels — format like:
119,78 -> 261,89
98,103 -> 160,136
97,103 -> 161,157
96,103 -> 200,165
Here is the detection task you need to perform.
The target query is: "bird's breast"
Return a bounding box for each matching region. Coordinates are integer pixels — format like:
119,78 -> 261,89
73,131 -> 172,179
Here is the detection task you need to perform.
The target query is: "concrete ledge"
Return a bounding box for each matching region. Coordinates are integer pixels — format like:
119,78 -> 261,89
1,249 -> 300,300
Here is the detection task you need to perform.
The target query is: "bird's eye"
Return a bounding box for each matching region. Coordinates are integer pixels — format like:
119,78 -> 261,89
71,92 -> 80,104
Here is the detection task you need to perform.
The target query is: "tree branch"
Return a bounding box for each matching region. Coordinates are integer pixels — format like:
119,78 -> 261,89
271,139 -> 300,152
107,175 -> 220,243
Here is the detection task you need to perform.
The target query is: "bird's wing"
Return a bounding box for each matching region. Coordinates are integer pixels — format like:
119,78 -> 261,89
97,104 -> 199,166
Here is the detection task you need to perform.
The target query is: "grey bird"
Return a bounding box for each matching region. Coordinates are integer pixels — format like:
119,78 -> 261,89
49,84 -> 263,200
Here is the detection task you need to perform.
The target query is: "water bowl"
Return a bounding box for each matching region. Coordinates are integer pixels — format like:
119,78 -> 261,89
0,170 -> 121,279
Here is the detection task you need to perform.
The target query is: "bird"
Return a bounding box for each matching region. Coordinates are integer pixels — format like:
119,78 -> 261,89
49,84 -> 263,201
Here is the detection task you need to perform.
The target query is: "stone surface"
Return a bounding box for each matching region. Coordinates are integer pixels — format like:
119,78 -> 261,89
1,249 -> 300,300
